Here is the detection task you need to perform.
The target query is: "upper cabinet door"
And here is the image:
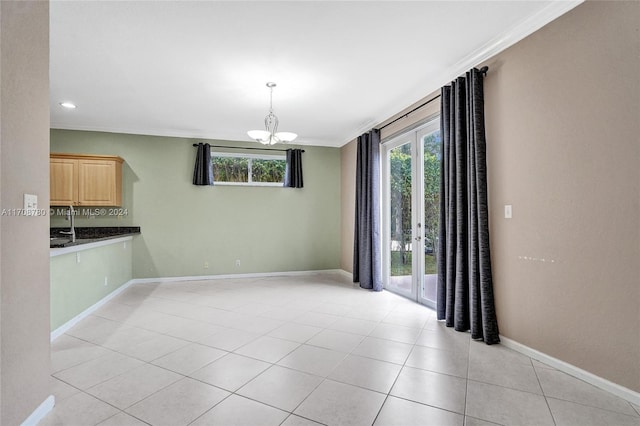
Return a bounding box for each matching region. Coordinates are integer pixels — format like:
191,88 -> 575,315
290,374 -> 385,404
50,158 -> 78,206
50,153 -> 123,207
78,159 -> 121,206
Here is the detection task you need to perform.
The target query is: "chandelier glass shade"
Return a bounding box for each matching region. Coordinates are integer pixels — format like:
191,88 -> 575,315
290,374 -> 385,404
248,82 -> 297,145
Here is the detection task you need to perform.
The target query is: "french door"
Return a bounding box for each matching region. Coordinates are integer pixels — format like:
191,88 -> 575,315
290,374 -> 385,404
381,119 -> 441,307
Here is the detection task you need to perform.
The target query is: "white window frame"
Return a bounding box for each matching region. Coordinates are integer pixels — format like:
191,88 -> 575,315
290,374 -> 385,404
211,151 -> 286,187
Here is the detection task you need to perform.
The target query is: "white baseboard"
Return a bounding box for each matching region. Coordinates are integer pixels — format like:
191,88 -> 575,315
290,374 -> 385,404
130,269 -> 347,284
500,335 -> 640,406
336,269 -> 353,281
50,279 -> 135,341
21,395 -> 55,426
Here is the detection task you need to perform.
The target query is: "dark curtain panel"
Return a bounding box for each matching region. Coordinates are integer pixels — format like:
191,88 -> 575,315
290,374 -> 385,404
284,149 -> 304,188
192,142 -> 214,186
353,129 -> 382,291
437,68 -> 500,344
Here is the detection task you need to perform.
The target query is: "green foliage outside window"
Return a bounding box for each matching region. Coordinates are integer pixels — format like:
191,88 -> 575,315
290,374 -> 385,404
251,158 -> 286,183
213,156 -> 249,182
423,131 -> 441,265
212,154 -> 285,184
389,130 -> 441,276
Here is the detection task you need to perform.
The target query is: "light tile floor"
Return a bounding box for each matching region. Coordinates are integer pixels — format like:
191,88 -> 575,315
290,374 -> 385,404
43,274 -> 640,426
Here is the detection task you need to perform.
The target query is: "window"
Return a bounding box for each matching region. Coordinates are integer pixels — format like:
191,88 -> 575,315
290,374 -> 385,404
211,152 -> 286,186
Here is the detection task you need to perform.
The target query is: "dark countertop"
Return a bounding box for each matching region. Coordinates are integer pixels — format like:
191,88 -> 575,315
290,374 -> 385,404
50,226 -> 140,248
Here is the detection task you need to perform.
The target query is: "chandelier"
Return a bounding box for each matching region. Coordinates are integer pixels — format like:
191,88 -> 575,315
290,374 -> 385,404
247,82 -> 297,145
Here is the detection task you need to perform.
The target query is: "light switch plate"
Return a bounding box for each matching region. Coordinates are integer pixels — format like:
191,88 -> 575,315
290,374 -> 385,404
504,204 -> 512,219
24,193 -> 38,212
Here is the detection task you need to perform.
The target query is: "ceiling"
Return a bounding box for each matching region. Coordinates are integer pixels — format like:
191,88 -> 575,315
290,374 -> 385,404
50,1 -> 581,148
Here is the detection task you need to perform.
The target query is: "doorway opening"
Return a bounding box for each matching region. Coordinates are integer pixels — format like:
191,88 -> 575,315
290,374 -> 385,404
381,118 -> 440,307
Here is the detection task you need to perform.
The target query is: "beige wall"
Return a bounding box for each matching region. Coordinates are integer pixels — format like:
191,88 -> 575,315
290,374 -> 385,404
340,1 -> 639,392
0,1 -> 52,424
378,90 -> 440,141
482,1 -> 639,392
340,140 -> 356,272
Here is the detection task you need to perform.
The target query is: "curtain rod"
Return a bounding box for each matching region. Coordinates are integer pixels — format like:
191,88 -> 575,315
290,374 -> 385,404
378,66 -> 488,131
192,144 -> 304,153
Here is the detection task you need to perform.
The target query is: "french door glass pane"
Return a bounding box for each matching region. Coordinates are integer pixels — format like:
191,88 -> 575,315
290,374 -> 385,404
388,142 -> 413,296
422,129 -> 441,303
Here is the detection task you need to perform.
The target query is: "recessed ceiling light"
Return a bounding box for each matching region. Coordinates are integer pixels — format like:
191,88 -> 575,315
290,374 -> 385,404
59,102 -> 76,109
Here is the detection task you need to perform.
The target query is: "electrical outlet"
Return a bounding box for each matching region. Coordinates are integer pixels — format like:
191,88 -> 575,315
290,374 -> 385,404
235,259 -> 241,267
104,277 -> 108,286
204,262 -> 209,269
76,253 -> 81,264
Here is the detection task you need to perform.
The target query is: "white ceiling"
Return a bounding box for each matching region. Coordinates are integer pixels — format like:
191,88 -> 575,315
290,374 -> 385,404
50,1 -> 581,148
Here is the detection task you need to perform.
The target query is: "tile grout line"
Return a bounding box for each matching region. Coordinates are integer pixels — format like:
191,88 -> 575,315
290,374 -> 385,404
261,305 -> 408,424
58,330 -> 236,424
51,274 -> 637,426
276,320 -> 368,423
186,321 -> 354,424
531,353 -> 557,426
530,359 -> 640,419
371,309 -> 426,425
70,306 -> 390,422
463,330 -> 471,422
544,395 -> 640,419
183,390 -> 235,426
51,278 -> 416,425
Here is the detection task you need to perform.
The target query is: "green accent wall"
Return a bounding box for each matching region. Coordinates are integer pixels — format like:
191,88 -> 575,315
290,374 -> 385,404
50,238 -> 133,330
50,130 -> 342,279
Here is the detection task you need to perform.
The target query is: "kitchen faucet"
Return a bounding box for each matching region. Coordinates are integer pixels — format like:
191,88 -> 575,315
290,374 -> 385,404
59,205 -> 76,242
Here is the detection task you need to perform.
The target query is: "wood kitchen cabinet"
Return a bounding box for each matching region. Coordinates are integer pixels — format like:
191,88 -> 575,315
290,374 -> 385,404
50,153 -> 123,206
